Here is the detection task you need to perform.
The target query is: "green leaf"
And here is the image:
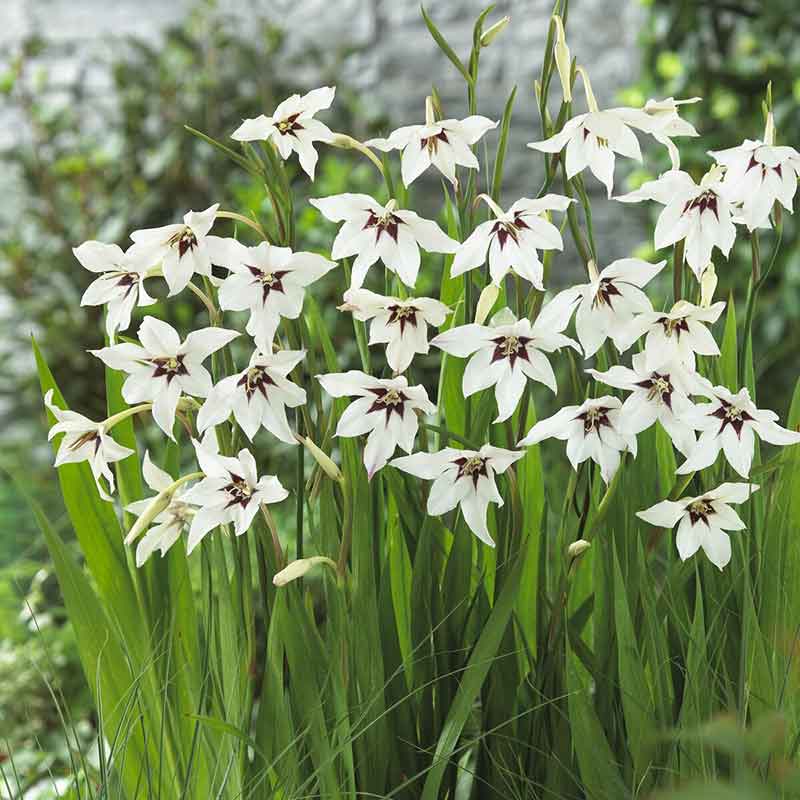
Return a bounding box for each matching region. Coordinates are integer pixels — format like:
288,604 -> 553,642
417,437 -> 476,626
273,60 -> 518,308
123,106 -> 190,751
420,6 -> 473,85
491,85 -> 516,201
719,294 -> 738,390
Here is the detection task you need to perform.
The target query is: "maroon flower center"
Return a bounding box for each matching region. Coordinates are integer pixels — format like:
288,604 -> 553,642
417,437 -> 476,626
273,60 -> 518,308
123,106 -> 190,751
635,373 -> 674,410
111,272 -> 140,298
387,304 -> 419,335
237,366 -> 276,401
490,335 -> 531,369
224,473 -> 254,508
453,455 -> 488,487
364,210 -> 402,244
420,129 -> 449,153
576,406 -> 612,435
688,499 -> 714,526
69,430 -> 102,454
711,399 -> 753,438
277,113 -> 304,136
592,278 -> 624,309
150,354 -> 188,383
366,387 -> 407,423
491,214 -> 530,250
659,316 -> 690,339
683,190 -> 719,220
246,266 -> 289,303
746,154 -> 782,178
168,228 -> 198,259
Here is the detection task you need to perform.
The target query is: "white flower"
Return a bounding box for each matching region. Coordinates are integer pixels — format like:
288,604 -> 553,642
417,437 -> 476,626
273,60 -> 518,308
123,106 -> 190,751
125,451 -> 194,566
231,86 -> 335,179
182,437 -> 288,554
74,241 -> 157,339
390,445 -> 523,546
43,389 -> 133,501
677,385 -> 800,478
91,316 -> 239,439
430,312 -> 580,423
317,370 -> 436,479
616,299 -> 725,372
309,194 -> 458,289
538,258 -> 666,358
616,167 -> 736,279
450,194 -> 573,288
636,96 -> 701,169
197,348 -> 306,444
637,482 -> 759,570
587,353 -> 710,456
339,288 -> 450,373
130,204 -> 219,296
518,396 -> 637,485
710,139 -> 800,231
208,237 -> 336,348
367,112 -> 497,187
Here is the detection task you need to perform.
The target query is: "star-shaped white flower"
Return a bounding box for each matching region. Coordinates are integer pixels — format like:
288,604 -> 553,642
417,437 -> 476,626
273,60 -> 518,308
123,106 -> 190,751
208,237 -> 336,348
616,167 -> 736,279
390,445 -> 523,546
538,258 -> 666,358
366,111 -> 497,187
130,204 -> 219,296
430,311 -> 581,423
44,389 -> 133,502
310,194 -> 458,289
231,86 -> 335,179
587,353 -> 710,456
635,96 -> 701,169
197,348 -> 306,444
339,288 -> 450,373
637,482 -> 759,570
450,194 -> 573,288
518,396 -> 637,484
125,451 -> 194,567
74,241 -> 158,339
182,437 -> 288,554
317,370 -> 436,479
677,385 -> 800,478
710,138 -> 800,231
91,316 -> 239,439
615,299 -> 725,372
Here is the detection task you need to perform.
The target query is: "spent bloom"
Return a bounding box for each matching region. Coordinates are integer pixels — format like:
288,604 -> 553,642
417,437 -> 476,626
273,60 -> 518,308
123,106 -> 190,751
130,204 -> 219,296
430,309 -> 581,423
317,370 -> 436,479
538,258 -> 666,358
390,445 -> 524,546
710,120 -> 800,231
209,237 -> 336,348
616,167 -> 736,280
310,194 -> 458,289
450,194 -> 572,289
74,241 -> 157,339
197,348 -> 306,444
91,316 -> 238,438
124,451 -> 194,567
587,353 -> 709,456
231,86 -> 335,179
519,396 -> 637,485
677,385 -> 800,478
616,299 -> 725,371
44,389 -> 133,502
182,437 -> 288,554
367,101 -> 496,187
339,288 -> 450,373
637,483 -> 759,570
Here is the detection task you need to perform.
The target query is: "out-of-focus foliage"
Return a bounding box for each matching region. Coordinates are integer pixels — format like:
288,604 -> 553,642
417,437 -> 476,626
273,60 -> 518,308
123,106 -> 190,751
622,0 -> 800,406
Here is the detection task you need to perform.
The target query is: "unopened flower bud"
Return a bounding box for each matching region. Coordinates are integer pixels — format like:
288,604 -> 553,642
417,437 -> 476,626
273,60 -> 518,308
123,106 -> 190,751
298,435 -> 343,483
567,539 -> 591,558
273,556 -> 337,587
475,283 -> 500,325
552,15 -> 572,103
125,494 -> 171,545
764,111 -> 775,146
700,264 -> 717,308
481,16 -> 510,47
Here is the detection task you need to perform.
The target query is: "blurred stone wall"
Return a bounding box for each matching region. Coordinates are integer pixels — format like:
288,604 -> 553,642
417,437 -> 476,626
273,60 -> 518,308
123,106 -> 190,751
3,0 -> 646,266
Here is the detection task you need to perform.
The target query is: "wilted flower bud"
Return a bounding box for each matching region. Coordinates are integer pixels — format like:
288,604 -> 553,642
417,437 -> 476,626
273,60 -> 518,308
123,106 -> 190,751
700,264 -> 717,308
273,556 -> 337,587
480,16 -> 510,47
567,539 -> 591,558
552,15 -> 572,103
299,435 -> 343,483
475,283 -> 500,325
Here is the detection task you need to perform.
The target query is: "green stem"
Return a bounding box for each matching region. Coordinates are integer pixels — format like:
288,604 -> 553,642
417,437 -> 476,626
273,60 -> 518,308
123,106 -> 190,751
103,403 -> 153,430
420,422 -> 480,451
336,480 -> 353,577
672,239 -> 685,304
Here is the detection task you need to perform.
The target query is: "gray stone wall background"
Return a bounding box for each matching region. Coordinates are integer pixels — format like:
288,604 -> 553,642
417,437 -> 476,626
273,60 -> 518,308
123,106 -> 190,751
1,0 -> 647,266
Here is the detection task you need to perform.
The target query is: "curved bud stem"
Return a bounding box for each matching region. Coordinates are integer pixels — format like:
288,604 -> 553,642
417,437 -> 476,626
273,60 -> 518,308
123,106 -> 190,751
576,66 -> 598,113
103,403 -> 153,431
475,192 -> 505,220
215,210 -> 269,241
187,281 -> 220,324
329,132 -> 386,176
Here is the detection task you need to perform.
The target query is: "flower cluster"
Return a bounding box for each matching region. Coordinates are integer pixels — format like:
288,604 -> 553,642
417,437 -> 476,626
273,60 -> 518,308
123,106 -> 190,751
45,23 -> 800,573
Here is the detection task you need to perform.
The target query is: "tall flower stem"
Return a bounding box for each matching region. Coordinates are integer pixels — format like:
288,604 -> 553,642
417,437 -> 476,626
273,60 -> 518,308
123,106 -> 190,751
336,479 -> 353,578
672,239 -> 685,304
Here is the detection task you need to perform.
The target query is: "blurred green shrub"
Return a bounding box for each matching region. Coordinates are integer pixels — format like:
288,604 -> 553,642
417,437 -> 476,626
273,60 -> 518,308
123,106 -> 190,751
625,0 -> 800,405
